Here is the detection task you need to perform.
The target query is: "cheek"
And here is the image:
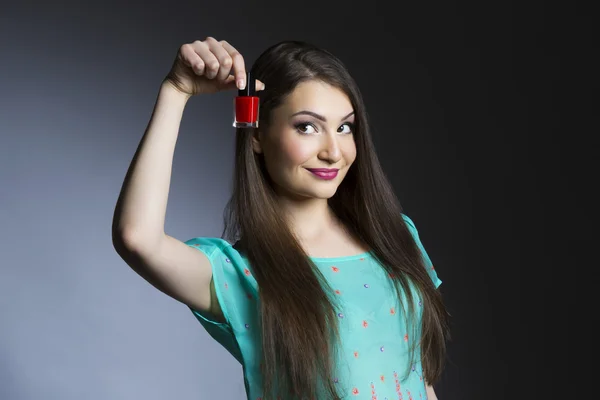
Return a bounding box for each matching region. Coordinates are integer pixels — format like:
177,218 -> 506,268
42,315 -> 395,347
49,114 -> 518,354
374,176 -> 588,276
277,137 -> 314,166
343,141 -> 357,164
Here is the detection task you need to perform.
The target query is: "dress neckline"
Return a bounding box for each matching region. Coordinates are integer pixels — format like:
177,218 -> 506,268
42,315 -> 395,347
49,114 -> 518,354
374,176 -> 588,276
309,251 -> 373,262
232,240 -> 372,262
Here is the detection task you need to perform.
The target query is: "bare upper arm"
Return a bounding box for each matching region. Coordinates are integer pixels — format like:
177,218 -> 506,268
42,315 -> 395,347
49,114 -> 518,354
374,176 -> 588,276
425,384 -> 438,400
114,233 -> 224,321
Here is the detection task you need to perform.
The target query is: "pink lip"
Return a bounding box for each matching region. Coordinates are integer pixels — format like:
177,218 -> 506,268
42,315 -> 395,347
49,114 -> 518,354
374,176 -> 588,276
306,168 -> 339,180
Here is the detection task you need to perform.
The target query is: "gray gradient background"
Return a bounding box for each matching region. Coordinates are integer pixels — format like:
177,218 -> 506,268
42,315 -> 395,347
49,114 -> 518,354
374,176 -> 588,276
1,1 -> 592,399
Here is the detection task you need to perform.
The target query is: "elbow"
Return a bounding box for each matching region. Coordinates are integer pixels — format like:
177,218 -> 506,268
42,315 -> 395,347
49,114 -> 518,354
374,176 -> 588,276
112,226 -> 145,254
113,226 -> 164,256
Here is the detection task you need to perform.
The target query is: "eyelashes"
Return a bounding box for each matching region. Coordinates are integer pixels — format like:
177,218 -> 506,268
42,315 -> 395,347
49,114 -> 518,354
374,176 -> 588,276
294,121 -> 355,135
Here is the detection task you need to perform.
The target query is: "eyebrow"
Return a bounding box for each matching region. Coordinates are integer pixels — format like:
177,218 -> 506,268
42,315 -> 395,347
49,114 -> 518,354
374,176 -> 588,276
290,110 -> 355,122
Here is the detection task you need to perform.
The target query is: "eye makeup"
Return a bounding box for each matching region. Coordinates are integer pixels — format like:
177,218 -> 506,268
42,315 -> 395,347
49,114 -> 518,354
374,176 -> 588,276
293,121 -> 355,134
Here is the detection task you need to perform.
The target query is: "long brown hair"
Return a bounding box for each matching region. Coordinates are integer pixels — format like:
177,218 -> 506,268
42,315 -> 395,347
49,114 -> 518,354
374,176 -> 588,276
222,41 -> 450,399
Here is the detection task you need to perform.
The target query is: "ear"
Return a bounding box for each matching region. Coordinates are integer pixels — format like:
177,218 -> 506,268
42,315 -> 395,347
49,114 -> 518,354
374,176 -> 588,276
251,129 -> 263,154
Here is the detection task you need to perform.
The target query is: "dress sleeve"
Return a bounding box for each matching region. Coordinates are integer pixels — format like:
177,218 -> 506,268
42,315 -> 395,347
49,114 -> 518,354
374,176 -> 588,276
402,214 -> 443,288
184,237 -> 253,363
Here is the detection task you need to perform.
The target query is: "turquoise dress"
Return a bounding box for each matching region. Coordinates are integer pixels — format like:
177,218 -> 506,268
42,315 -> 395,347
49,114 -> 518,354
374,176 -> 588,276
185,214 -> 442,400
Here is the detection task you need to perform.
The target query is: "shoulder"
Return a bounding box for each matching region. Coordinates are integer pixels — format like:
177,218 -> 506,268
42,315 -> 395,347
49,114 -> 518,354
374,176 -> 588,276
184,237 -> 250,267
184,237 -> 257,332
401,213 -> 427,244
401,213 -> 418,233
184,237 -> 234,259
184,236 -> 254,283
401,213 -> 443,287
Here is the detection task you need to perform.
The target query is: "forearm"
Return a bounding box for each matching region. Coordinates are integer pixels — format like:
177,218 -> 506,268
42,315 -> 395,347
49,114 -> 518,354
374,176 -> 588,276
112,81 -> 190,249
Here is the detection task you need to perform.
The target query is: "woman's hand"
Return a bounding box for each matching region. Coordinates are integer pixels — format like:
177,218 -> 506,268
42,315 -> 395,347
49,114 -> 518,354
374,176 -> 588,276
164,36 -> 265,97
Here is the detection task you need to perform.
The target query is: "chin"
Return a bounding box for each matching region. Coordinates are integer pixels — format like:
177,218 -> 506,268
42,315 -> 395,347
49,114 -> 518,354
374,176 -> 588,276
276,176 -> 343,200
301,186 -> 340,200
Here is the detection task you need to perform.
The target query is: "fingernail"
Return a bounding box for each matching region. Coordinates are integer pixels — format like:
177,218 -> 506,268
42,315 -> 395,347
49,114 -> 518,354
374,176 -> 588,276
238,79 -> 245,90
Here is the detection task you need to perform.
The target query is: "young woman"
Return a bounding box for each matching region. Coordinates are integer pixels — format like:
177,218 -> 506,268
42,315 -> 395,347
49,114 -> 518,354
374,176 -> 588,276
112,36 -> 450,400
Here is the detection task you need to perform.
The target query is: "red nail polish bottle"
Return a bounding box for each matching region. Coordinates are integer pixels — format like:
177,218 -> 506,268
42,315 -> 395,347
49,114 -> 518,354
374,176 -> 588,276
233,71 -> 259,128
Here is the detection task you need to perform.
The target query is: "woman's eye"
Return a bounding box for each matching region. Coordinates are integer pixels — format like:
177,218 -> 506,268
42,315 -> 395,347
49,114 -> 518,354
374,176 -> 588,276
294,121 -> 355,135
295,123 -> 316,134
338,123 -> 354,134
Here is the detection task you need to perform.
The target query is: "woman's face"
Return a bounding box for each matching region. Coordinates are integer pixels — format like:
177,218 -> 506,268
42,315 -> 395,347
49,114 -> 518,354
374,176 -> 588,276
253,80 -> 357,201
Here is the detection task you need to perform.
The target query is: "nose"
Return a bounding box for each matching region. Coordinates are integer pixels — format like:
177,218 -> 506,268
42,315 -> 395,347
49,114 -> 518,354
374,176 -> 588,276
318,133 -> 342,163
